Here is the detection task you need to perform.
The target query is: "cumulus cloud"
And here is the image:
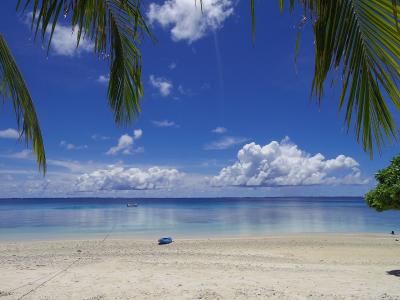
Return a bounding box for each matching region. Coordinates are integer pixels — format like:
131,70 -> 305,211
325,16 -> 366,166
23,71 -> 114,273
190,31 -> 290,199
204,136 -> 248,150
147,0 -> 234,43
106,129 -> 143,155
97,74 -> 109,84
76,166 -> 183,191
211,137 -> 368,187
149,75 -> 173,96
0,128 -> 20,139
152,120 -> 179,128
60,140 -> 88,150
212,126 -> 227,134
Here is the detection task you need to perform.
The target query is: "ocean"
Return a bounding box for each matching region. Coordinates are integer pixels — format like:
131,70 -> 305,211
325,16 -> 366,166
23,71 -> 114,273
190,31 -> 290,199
0,197 -> 398,240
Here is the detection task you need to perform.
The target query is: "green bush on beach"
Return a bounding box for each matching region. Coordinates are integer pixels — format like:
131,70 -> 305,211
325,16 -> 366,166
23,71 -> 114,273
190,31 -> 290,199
365,156 -> 400,212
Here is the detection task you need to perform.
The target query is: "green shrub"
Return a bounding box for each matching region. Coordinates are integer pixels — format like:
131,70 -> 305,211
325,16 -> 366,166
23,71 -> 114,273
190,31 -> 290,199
365,156 -> 400,211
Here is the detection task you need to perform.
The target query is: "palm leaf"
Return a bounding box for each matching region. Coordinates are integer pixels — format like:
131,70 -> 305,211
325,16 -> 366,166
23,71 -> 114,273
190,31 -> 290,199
0,34 -> 46,173
17,0 -> 152,124
278,0 -> 400,156
312,0 -> 400,156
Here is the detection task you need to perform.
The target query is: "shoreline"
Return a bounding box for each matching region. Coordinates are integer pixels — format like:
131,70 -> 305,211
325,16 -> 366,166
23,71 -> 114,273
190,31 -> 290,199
0,231 -> 396,243
1,234 -> 400,299
0,196 -> 365,200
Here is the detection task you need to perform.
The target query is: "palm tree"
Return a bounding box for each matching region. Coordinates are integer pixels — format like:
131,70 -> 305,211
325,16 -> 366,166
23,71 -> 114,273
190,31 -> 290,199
1,0 -> 399,174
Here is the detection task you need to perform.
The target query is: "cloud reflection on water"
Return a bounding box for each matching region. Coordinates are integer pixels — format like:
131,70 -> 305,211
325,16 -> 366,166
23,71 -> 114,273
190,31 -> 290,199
0,198 -> 398,240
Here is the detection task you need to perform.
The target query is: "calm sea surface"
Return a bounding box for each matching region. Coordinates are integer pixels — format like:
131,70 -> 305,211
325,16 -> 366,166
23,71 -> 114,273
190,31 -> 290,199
0,197 -> 398,240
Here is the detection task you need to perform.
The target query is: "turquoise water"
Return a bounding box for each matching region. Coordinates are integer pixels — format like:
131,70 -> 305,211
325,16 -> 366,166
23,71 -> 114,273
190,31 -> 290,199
0,197 -> 398,240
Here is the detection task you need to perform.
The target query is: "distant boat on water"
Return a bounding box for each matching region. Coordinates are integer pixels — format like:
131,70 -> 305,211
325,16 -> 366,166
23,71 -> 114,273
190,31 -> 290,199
127,203 -> 138,207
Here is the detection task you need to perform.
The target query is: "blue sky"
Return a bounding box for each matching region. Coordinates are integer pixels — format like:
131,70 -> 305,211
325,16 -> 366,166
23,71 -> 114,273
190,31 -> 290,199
0,0 -> 398,198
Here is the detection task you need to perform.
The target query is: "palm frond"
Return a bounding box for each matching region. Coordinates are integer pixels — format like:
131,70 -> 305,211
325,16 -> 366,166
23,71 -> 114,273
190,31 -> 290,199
17,0 -> 152,124
312,0 -> 400,156
278,0 -> 400,156
250,0 -> 255,42
0,34 -> 46,173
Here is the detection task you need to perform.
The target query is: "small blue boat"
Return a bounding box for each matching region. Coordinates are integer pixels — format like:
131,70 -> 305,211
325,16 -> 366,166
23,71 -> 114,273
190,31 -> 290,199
158,237 -> 173,245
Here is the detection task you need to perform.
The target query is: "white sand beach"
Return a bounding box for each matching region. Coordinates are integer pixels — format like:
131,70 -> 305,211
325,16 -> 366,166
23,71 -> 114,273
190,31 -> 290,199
1,234 -> 400,299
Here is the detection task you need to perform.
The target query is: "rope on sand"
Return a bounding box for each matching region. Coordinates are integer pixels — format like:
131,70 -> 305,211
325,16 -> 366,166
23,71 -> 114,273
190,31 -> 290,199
17,258 -> 81,300
8,223 -> 117,299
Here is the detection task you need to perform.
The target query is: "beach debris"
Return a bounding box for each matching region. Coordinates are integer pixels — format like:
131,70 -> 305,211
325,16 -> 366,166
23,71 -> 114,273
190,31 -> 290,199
158,237 -> 173,245
82,295 -> 105,300
196,289 -> 222,299
0,290 -> 12,297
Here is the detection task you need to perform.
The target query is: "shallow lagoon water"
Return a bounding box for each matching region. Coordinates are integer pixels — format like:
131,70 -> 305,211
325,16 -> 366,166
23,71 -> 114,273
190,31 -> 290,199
0,197 -> 398,240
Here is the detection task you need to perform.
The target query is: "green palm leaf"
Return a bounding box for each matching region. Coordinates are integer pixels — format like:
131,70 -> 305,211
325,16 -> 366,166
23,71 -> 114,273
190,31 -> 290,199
0,34 -> 46,173
17,0 -> 152,124
279,0 -> 400,156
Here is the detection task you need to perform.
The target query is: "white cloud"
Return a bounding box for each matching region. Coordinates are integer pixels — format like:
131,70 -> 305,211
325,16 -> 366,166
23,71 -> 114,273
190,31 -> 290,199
91,134 -> 110,141
60,140 -> 88,150
147,0 -> 234,43
46,159 -> 115,174
149,75 -> 173,96
106,135 -> 133,155
7,150 -> 32,159
152,120 -> 179,128
177,84 -> 193,96
97,74 -> 109,84
0,128 -> 20,139
76,166 -> 183,191
133,129 -> 143,139
106,129 -> 143,155
47,159 -> 90,173
24,12 -> 93,57
204,136 -> 248,150
49,25 -> 93,56
212,126 -> 227,134
211,137 -> 368,187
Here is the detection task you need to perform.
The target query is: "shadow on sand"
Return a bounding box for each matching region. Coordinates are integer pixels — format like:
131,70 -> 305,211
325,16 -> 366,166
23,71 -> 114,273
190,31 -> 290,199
387,270 -> 400,277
